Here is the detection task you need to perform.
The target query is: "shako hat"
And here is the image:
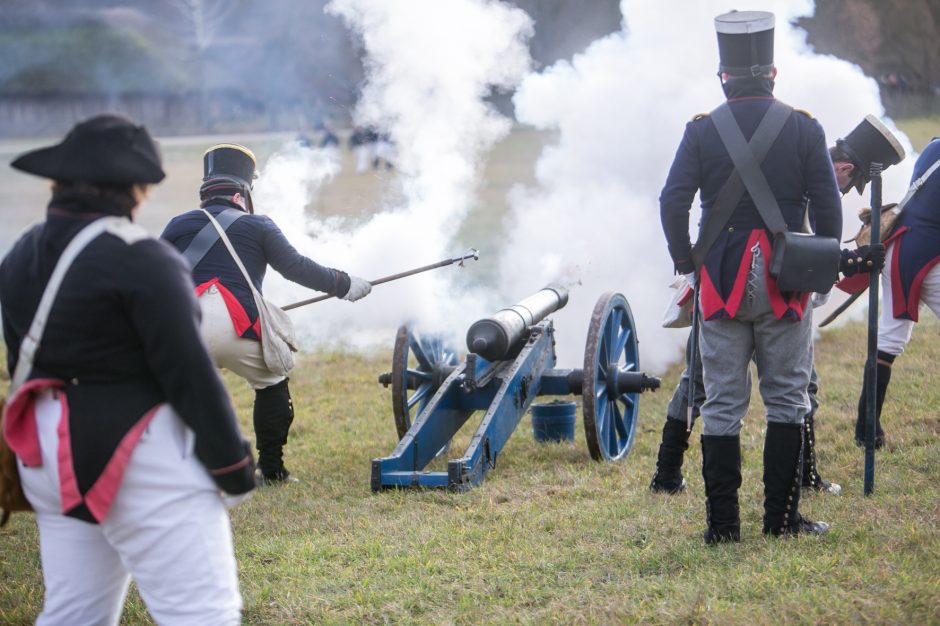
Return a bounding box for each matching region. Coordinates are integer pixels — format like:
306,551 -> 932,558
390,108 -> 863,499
836,115 -> 906,194
203,143 -> 256,189
11,114 -> 165,185
714,10 -> 775,77
200,143 -> 257,212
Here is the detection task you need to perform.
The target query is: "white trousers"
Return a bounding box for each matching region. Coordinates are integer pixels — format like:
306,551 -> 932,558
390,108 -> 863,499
199,286 -> 283,390
19,390 -> 242,626
878,246 -> 940,356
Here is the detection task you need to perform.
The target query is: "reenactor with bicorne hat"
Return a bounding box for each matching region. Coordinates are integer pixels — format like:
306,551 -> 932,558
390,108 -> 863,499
1,114 -> 254,622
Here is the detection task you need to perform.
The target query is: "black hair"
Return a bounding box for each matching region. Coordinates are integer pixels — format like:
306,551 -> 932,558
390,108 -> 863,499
52,180 -> 143,215
829,145 -> 854,165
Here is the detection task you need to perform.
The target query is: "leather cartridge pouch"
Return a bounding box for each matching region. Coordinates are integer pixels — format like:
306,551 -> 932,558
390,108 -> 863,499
769,231 -> 841,294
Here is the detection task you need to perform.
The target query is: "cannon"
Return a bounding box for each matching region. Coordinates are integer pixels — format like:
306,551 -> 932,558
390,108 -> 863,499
372,287 -> 661,491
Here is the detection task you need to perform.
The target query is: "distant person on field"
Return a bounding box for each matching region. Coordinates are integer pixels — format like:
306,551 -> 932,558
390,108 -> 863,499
373,131 -> 396,170
319,122 -> 340,149
161,144 -> 372,484
349,126 -> 377,174
1,114 -> 255,624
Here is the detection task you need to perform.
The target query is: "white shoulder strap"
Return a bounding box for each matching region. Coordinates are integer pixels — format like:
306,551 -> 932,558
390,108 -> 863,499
898,157 -> 940,212
11,216 -> 128,392
199,209 -> 264,303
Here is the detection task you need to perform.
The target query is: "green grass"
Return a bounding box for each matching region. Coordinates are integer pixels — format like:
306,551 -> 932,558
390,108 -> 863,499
1,316 -> 938,624
896,117 -> 939,153
0,120 -> 937,624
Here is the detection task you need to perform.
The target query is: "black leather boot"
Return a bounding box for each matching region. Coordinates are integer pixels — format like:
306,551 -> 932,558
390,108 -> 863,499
763,422 -> 828,537
701,435 -> 741,545
801,407 -> 841,495
650,419 -> 691,494
253,378 -> 297,484
855,352 -> 894,449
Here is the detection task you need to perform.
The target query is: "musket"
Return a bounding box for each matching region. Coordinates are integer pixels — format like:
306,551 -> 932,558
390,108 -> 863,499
863,163 -> 883,496
280,248 -> 480,311
686,278 -> 700,433
818,290 -> 865,328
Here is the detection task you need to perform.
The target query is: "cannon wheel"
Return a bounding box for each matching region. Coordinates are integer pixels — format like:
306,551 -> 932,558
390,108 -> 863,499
391,325 -> 458,441
582,292 -> 641,462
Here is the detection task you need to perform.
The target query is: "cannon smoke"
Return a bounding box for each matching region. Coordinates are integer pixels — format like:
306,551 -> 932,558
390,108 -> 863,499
257,0 -> 533,350
499,0 -> 915,371
252,0 -> 916,372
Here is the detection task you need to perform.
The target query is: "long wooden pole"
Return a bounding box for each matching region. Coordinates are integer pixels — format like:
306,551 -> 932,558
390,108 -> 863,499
863,163 -> 883,496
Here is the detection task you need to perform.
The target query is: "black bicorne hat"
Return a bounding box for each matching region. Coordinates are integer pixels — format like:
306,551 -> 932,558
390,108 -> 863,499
11,114 -> 165,185
836,115 -> 906,194
714,10 -> 775,77
203,144 -> 256,189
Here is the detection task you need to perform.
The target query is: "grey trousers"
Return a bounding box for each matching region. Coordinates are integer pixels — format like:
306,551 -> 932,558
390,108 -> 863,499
698,252 -> 814,437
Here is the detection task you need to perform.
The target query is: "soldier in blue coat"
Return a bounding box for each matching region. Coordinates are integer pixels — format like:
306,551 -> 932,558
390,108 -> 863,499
660,10 -> 842,543
651,116 -> 904,498
162,145 -> 372,484
854,137 -> 940,447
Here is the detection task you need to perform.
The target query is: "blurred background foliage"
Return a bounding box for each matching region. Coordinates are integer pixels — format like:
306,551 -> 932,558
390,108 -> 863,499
0,0 -> 936,136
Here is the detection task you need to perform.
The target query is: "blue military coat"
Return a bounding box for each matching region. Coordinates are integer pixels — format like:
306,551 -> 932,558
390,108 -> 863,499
660,77 -> 842,321
889,138 -> 940,320
161,200 -> 349,340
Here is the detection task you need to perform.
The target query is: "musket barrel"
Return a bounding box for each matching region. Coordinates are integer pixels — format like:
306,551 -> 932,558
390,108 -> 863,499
466,284 -> 569,361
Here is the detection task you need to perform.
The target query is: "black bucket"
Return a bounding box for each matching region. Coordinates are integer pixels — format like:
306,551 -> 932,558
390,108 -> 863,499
531,401 -> 577,443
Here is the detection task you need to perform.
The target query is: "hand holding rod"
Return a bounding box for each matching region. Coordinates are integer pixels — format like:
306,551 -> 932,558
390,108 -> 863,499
281,248 -> 480,311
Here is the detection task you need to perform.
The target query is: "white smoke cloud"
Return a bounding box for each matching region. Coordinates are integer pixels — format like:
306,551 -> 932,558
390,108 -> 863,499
248,0 -> 914,371
252,0 -> 533,350
500,0 -> 916,372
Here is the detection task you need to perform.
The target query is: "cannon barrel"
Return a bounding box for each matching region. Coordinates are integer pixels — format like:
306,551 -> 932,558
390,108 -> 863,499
466,284 -> 569,361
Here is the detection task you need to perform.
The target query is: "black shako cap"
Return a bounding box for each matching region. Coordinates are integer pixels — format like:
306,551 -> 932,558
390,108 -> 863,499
11,114 -> 165,185
203,144 -> 257,189
837,114 -> 906,193
715,10 -> 775,77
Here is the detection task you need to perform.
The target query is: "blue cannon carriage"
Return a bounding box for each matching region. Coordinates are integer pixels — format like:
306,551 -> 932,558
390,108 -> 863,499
372,286 -> 661,492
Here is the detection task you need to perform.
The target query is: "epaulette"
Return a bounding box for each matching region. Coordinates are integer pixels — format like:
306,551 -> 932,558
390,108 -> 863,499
793,108 -> 813,119
691,112 -> 709,122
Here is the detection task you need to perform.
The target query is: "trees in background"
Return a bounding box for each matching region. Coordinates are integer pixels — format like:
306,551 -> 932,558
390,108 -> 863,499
0,0 -> 934,137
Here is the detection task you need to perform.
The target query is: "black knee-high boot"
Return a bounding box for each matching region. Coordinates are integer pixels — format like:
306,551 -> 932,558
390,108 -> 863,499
701,435 -> 741,544
802,409 -> 841,494
650,419 -> 691,493
253,378 -> 295,482
855,351 -> 895,449
763,422 -> 828,537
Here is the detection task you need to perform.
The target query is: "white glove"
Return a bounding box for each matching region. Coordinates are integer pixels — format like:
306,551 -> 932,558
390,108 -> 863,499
683,272 -> 696,286
811,291 -> 831,309
342,275 -> 372,302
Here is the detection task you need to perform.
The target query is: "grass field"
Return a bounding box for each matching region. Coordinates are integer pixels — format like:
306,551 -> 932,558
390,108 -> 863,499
1,315 -> 937,625
0,118 -> 937,624
896,116 -> 939,152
